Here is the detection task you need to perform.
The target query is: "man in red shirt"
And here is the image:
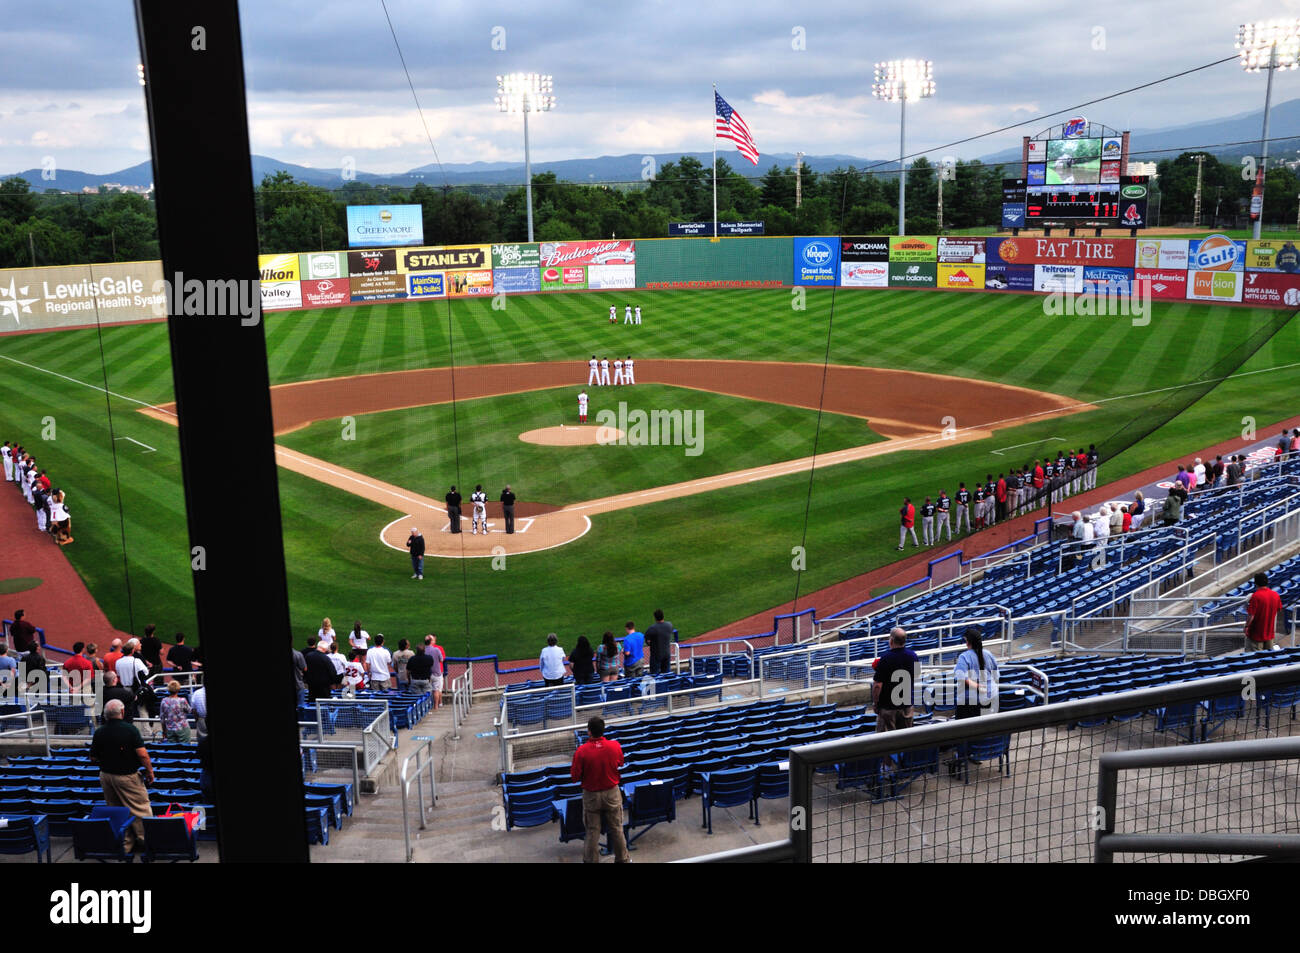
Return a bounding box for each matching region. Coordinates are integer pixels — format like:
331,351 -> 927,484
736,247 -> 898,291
1245,572 -> 1284,651
569,716 -> 629,863
102,638 -> 125,674
63,641 -> 93,693
898,497 -> 917,550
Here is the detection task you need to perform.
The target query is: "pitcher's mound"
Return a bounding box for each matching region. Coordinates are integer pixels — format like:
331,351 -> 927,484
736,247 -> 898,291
519,425 -> 624,446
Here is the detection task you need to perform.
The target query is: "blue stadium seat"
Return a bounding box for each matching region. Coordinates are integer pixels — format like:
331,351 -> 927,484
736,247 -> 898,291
700,767 -> 758,835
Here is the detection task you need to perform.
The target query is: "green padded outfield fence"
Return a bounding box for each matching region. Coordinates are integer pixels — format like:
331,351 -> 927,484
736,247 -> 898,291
634,236 -> 792,289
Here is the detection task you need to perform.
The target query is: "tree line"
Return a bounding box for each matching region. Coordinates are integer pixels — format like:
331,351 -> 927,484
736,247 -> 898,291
2,150 -> 1296,268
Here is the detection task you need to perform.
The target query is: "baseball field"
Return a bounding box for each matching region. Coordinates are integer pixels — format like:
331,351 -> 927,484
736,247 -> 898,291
0,285 -> 1297,659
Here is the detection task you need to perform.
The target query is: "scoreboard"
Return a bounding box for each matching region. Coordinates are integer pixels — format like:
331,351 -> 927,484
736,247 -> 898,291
1026,187 -> 1121,222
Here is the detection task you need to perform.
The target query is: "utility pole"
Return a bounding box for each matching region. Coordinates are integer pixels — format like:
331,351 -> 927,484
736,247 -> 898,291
29,232 -> 36,267
1192,154 -> 1206,227
795,152 -> 804,210
1295,192 -> 1299,232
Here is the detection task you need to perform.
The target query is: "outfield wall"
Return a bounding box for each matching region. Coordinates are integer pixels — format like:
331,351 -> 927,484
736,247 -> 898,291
4,233 -> 1298,332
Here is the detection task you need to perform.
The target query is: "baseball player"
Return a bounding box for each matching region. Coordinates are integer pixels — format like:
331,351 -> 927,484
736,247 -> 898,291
984,474 -> 997,526
634,306 -> 641,325
609,305 -> 616,324
1087,444 -> 1100,490
624,304 -> 633,325
898,497 -> 918,550
578,389 -> 589,423
624,356 -> 635,385
954,482 -> 971,534
973,481 -> 986,530
587,355 -> 599,386
612,358 -> 624,386
919,496 -> 936,546
1,441 -> 11,482
471,485 -> 488,535
935,490 -> 952,542
599,357 -> 611,386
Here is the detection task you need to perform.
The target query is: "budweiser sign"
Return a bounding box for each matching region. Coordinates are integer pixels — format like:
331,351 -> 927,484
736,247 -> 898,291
538,240 -> 636,268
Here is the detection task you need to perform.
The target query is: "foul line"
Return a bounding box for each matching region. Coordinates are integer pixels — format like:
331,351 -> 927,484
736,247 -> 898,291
0,353 -> 175,415
114,436 -> 156,453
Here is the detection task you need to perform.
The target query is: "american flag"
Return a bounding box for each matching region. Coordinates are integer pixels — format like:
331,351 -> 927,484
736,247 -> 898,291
715,91 -> 759,166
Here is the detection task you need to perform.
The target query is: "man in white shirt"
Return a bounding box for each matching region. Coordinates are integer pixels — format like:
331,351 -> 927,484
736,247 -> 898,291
624,356 -> 635,385
348,621 -> 370,654
190,685 -> 208,738
634,306 -> 641,325
1,441 -> 11,482
587,355 -> 599,386
539,634 -> 568,687
1193,457 -> 1206,490
365,635 -> 393,692
612,358 -> 624,386
624,304 -> 633,325
115,640 -> 149,689
599,357 -> 611,386
578,390 -> 588,424
327,643 -> 347,675
1092,507 -> 1110,567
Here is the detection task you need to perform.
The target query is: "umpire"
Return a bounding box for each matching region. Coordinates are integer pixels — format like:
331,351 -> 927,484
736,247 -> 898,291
446,485 -> 462,534
500,484 -> 516,535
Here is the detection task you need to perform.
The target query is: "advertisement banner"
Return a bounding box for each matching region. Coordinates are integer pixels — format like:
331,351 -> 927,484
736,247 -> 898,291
1187,270 -> 1243,302
1135,239 -> 1189,271
1118,176 -> 1151,230
987,236 -> 1134,268
491,243 -> 541,270
260,280 -> 302,311
587,264 -> 636,289
1026,164 -> 1046,186
1034,263 -> 1085,294
1245,240 -> 1300,273
541,265 -> 587,291
1134,269 -> 1188,301
793,237 -> 839,285
350,274 -> 405,301
1001,204 -> 1027,229
937,263 -> 986,290
1241,271 -> 1300,306
257,253 -> 299,282
888,236 -> 938,263
491,267 -> 540,294
887,262 -> 937,288
446,270 -> 494,297
1082,266 -> 1134,295
301,277 -> 351,308
538,240 -> 635,269
401,245 -> 489,273
347,249 -> 399,277
406,273 -> 446,298
346,204 -> 424,248
937,238 -> 986,263
839,237 -> 891,262
1099,160 -> 1121,184
840,261 -> 890,288
1187,235 -> 1246,273
1027,140 -> 1047,161
984,264 -> 1034,291
299,252 -> 346,280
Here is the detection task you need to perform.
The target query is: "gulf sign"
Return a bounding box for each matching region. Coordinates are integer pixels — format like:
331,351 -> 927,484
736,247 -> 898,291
793,237 -> 839,285
937,263 -> 986,290
1187,235 -> 1245,273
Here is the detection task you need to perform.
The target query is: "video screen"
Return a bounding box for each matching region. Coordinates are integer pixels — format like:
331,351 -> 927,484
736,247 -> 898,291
1046,138 -> 1102,185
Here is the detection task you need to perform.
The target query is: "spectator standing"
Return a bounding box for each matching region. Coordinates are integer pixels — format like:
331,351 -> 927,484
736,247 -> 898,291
342,650 -> 367,696
291,644 -> 308,706
8,609 -> 37,655
0,646 -> 15,686
191,684 -> 208,738
392,638 -> 415,692
1193,458 -> 1207,490
102,639 -> 125,675
326,642 -> 347,676
406,650 -> 434,695
85,642 -> 105,673
1245,572 -> 1284,651
1162,493 -> 1183,527
539,635 -> 568,687
644,610 -> 675,676
953,627 -> 998,720
569,716 -> 630,864
318,618 -> 338,646
139,624 -> 163,676
366,635 -> 393,692
90,699 -> 155,853
406,527 -> 425,580
304,638 -> 342,702
568,636 -> 597,685
424,635 -> 446,709
596,631 -> 623,683
166,633 -> 195,673
159,682 -> 193,743
873,627 -> 919,731
621,622 -> 645,678
116,641 -> 148,691
101,671 -> 136,722
63,642 -> 93,693
1129,492 -> 1147,531
348,621 -> 370,654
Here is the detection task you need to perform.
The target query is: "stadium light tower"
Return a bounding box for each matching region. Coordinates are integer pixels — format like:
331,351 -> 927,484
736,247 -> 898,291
873,59 -> 935,237
496,73 -> 556,242
1235,20 -> 1300,239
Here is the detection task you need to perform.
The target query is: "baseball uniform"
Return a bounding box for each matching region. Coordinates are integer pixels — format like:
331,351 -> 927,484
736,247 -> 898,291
609,306 -> 616,323
634,306 -> 641,325
624,357 -> 635,385
624,305 -> 633,325
587,357 -> 599,386
919,500 -> 936,546
471,488 -> 488,534
935,493 -> 952,541
578,390 -> 589,423
612,360 -> 624,385
599,358 -> 611,386
1,444 -> 11,482
954,486 -> 970,533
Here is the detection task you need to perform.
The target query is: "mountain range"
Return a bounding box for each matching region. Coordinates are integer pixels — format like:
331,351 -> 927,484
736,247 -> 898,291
8,99 -> 1300,193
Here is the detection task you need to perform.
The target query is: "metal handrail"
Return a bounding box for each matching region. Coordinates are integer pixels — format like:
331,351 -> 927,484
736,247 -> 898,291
300,740 -> 361,799
399,737 -> 438,863
0,709 -> 49,756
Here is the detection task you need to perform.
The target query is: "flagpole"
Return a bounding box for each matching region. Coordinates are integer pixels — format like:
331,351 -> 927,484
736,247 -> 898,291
712,83 -> 718,239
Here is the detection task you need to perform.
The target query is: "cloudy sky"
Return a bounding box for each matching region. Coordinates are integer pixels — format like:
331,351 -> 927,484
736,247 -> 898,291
0,0 -> 1296,177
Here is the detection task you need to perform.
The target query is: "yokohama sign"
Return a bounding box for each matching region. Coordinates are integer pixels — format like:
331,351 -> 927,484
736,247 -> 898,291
538,240 -> 635,268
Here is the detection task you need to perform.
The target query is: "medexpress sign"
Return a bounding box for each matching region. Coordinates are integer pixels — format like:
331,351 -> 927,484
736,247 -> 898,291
793,237 -> 839,285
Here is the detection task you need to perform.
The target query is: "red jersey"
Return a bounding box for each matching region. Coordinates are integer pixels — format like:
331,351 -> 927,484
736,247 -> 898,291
900,503 -> 915,528
571,737 -> 624,792
1033,465 -> 1044,488
996,479 -> 1007,502
1122,513 -> 1132,533
1246,587 -> 1283,642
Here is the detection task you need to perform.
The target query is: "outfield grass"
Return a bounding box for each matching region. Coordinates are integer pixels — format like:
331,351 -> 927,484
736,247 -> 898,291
276,384 -> 883,506
0,286 -> 1296,656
